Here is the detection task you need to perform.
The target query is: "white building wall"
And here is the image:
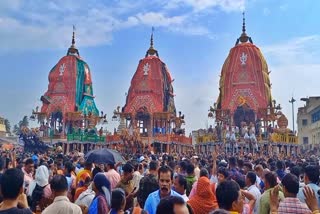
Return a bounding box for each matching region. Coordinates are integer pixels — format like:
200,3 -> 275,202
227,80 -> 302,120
297,97 -> 320,150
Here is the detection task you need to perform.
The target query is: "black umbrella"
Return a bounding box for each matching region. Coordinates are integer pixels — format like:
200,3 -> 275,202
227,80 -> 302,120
85,148 -> 126,164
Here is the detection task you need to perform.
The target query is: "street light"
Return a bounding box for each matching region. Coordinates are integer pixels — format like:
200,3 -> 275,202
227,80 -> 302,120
289,97 -> 296,134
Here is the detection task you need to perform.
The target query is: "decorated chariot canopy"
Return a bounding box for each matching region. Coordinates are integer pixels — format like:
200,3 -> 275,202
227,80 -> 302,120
213,13 -> 275,127
39,27 -> 99,123
122,29 -> 176,117
110,29 -> 191,154
200,13 -> 298,151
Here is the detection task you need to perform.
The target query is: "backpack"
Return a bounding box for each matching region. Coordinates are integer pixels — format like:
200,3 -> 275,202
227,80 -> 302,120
30,184 -> 46,212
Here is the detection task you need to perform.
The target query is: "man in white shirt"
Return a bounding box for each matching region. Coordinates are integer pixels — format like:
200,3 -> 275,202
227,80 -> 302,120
132,162 -> 143,193
297,165 -> 320,207
246,171 -> 261,214
42,175 -> 82,214
173,174 -> 189,202
22,158 -> 34,193
192,156 -> 200,180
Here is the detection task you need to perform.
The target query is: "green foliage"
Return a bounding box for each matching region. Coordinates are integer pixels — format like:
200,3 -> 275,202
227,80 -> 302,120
13,124 -> 20,135
19,116 -> 29,128
13,115 -> 29,135
4,119 -> 10,133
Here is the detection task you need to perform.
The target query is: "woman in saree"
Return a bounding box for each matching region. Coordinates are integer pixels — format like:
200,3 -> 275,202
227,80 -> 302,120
88,172 -> 111,214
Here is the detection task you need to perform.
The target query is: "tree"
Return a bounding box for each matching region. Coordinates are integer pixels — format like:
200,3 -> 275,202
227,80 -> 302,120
4,119 -> 10,134
13,124 -> 20,135
19,116 -> 29,128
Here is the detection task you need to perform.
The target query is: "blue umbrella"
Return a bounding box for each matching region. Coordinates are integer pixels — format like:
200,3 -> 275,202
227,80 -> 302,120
85,148 -> 126,164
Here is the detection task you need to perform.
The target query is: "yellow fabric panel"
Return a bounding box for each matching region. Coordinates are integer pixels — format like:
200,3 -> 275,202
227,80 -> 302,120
0,124 -> 6,132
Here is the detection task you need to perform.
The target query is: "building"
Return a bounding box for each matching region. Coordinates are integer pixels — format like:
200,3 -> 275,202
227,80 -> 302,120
196,14 -> 298,155
108,31 -> 192,154
298,96 -> 320,150
28,29 -> 105,154
0,117 -> 6,137
37,28 -> 100,138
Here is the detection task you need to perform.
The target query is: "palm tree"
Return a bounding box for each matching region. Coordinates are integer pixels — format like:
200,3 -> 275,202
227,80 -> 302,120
13,124 -> 20,135
19,116 -> 29,128
4,119 -> 11,134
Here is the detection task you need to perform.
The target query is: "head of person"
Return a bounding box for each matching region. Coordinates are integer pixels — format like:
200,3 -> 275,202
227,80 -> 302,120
290,166 -> 302,180
93,172 -> 111,205
84,161 -> 93,171
229,157 -> 237,168
179,161 -> 188,174
79,172 -> 91,187
200,168 -> 209,178
64,161 -> 75,175
263,171 -> 277,190
78,157 -> 85,168
237,159 -> 244,169
122,163 -> 134,182
72,156 -> 78,163
235,176 -> 246,190
193,176 -> 214,199
243,162 -> 253,174
276,160 -> 285,170
217,167 -> 229,183
24,158 -> 34,174
168,161 -> 176,173
174,174 -> 187,195
35,165 -> 50,187
158,165 -> 174,197
111,188 -> 126,212
98,163 -> 105,172
156,196 -> 189,214
92,166 -> 102,178
149,160 -> 159,172
47,158 -> 54,170
56,146 -> 63,153
56,154 -> 64,164
281,173 -> 299,197
50,175 -> 68,197
304,165 -> 319,184
130,160 -> 139,172
216,180 -> 243,213
138,163 -> 144,174
186,163 -> 195,176
106,162 -> 115,171
245,171 -> 257,187
254,164 -> 264,177
1,168 -> 24,200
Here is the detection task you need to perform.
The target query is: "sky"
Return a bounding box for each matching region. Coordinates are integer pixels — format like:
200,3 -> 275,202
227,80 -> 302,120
0,0 -> 320,134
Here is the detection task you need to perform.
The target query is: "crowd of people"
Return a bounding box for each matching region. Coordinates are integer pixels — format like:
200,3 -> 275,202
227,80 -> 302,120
0,146 -> 319,214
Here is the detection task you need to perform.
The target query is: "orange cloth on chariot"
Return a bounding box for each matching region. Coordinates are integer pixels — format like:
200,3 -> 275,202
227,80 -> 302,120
187,177 -> 218,214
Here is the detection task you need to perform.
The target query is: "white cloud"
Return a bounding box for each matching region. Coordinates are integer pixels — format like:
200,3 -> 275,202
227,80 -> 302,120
0,0 -> 247,53
279,4 -> 288,11
165,0 -> 245,12
170,25 -> 211,36
263,7 -> 270,16
174,74 -> 220,133
135,12 -> 186,27
261,35 -> 320,130
262,35 -> 320,65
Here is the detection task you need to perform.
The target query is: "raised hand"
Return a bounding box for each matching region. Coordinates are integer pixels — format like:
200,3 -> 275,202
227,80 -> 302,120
303,186 -> 319,212
270,185 -> 280,212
